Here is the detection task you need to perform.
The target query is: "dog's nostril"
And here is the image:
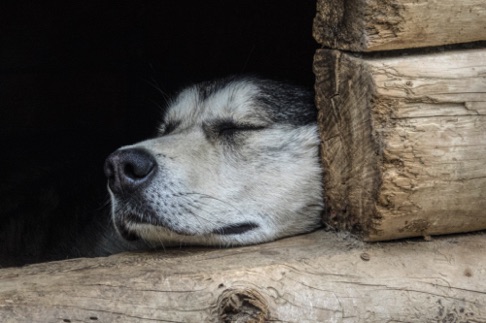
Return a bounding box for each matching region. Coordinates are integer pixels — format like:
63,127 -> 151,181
104,148 -> 157,193
123,163 -> 137,179
123,160 -> 154,179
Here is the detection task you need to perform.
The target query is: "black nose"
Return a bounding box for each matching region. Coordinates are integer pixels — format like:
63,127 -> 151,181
104,148 -> 157,194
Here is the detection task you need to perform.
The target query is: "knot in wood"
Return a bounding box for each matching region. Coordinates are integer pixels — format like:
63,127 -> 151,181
217,288 -> 269,323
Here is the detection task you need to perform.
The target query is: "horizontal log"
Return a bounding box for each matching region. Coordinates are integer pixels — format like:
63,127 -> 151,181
314,48 -> 486,241
313,0 -> 486,51
0,231 -> 485,322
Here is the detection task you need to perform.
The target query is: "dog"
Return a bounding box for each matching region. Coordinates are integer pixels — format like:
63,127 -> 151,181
102,76 -> 323,251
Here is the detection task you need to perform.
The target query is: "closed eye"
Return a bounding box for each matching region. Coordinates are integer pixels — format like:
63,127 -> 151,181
215,120 -> 266,137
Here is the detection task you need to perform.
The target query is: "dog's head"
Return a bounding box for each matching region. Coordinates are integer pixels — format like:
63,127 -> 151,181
104,76 -> 323,247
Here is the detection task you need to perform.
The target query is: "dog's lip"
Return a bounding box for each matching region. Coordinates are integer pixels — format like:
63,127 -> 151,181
115,211 -> 258,238
211,222 -> 258,235
116,213 -> 198,238
115,220 -> 141,241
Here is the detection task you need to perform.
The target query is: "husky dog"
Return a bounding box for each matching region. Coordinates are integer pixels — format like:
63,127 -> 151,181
103,76 -> 323,249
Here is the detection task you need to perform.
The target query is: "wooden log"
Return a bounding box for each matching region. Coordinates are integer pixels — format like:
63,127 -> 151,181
0,231 -> 485,322
314,48 -> 486,241
313,0 -> 486,51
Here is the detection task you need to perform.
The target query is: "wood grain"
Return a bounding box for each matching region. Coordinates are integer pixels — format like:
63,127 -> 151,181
313,0 -> 486,51
0,231 -> 485,322
314,48 -> 486,241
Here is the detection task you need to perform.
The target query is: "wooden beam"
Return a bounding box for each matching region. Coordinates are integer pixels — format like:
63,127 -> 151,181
0,231 -> 485,321
313,0 -> 486,51
314,48 -> 486,241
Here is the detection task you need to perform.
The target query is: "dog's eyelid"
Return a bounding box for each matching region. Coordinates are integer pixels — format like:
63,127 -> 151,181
214,119 -> 267,132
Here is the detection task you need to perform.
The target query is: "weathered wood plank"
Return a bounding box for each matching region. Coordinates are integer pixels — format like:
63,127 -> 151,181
313,0 -> 486,51
0,231 -> 485,322
314,48 -> 486,241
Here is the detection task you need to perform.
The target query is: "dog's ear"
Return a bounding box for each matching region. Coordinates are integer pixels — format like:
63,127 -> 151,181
254,79 -> 316,126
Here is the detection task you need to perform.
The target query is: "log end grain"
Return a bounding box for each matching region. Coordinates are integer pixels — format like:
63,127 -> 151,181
313,49 -> 383,237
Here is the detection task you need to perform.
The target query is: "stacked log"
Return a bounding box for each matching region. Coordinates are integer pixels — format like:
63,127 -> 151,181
1,231 -> 485,322
313,0 -> 486,51
314,0 -> 486,241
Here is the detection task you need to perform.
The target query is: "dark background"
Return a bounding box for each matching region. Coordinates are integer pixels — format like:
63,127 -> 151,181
0,0 -> 318,266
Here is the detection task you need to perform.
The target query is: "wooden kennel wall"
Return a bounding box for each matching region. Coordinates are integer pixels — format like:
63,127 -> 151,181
0,1 -> 485,322
314,0 -> 486,241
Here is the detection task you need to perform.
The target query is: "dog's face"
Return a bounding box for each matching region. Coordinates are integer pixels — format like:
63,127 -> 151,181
104,77 -> 323,247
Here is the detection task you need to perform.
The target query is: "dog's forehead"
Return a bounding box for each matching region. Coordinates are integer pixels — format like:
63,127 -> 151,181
165,81 -> 267,125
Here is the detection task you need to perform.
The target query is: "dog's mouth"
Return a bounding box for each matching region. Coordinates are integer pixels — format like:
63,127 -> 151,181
211,222 -> 259,235
115,212 -> 259,241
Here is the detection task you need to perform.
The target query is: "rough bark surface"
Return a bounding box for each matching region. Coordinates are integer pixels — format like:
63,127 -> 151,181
0,231 -> 485,322
313,0 -> 486,51
314,48 -> 486,241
